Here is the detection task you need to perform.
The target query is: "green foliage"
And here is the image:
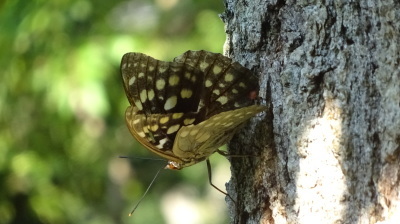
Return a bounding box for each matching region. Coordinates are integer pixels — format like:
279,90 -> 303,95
0,0 -> 228,223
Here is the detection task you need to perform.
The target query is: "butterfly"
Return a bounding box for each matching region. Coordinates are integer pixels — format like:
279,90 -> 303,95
120,50 -> 266,170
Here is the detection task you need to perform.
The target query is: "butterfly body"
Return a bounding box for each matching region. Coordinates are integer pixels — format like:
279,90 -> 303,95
121,50 -> 266,169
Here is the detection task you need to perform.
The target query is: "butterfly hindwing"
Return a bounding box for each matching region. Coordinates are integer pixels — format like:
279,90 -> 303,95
121,53 -> 204,114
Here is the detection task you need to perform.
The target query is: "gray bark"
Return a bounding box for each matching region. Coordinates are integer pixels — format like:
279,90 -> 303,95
221,0 -> 400,223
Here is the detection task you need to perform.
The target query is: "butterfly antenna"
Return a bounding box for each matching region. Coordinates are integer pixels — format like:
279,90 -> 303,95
119,155 -> 166,161
128,166 -> 163,216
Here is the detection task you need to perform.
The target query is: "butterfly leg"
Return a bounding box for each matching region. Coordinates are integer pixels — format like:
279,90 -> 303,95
206,159 -> 236,204
216,149 -> 255,158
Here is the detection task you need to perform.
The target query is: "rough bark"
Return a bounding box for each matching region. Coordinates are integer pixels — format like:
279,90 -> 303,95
221,0 -> 400,223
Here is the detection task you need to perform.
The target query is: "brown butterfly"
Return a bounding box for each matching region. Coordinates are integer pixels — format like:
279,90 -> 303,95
120,50 -> 267,215
120,50 -> 266,170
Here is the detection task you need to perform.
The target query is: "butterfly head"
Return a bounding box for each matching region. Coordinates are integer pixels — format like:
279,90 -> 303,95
165,156 -> 208,170
165,161 -> 181,170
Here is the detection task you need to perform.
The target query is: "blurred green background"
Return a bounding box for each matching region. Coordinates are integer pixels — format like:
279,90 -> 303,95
0,0 -> 229,223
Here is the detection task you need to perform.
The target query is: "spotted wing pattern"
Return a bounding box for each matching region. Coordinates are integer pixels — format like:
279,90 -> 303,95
121,50 -> 265,168
173,51 -> 259,117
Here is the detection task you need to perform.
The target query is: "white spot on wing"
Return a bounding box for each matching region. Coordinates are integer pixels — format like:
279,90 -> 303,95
224,73 -> 234,82
213,89 -> 220,95
134,100 -> 143,110
164,96 -> 177,110
160,117 -> 169,124
156,79 -> 166,90
169,75 -> 180,86
183,118 -> 195,125
216,96 -> 228,105
167,124 -> 180,134
156,138 -> 168,149
180,89 -> 193,98
172,113 -> 184,119
129,76 -> 136,86
151,124 -> 159,131
199,61 -> 209,71
213,66 -> 222,74
140,90 -> 147,102
148,89 -> 155,101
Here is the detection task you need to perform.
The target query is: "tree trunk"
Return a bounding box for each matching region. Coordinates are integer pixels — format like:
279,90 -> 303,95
221,0 -> 400,223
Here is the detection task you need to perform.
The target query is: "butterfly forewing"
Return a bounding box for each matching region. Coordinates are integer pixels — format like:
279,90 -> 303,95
121,52 -> 204,114
121,50 -> 265,168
